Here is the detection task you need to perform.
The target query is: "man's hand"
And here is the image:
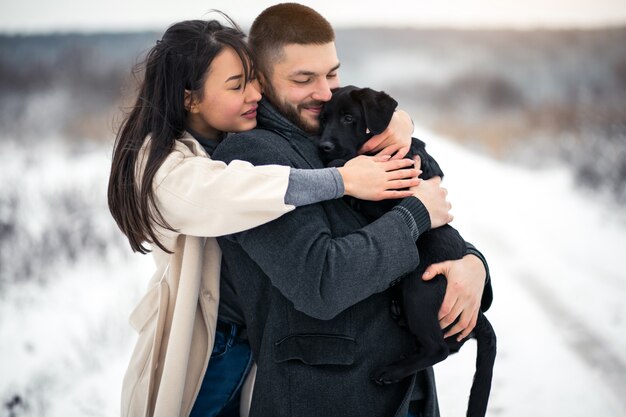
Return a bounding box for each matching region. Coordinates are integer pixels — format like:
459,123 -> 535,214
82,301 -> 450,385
410,175 -> 452,229
358,109 -> 413,159
421,254 -> 486,341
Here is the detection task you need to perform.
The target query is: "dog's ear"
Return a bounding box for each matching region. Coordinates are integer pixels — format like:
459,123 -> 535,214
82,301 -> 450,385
350,88 -> 398,135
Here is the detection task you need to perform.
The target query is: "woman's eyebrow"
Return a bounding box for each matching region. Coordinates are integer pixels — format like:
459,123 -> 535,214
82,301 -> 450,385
225,74 -> 244,82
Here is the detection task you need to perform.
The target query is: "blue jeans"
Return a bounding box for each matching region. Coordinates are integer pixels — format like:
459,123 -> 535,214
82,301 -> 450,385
190,321 -> 253,417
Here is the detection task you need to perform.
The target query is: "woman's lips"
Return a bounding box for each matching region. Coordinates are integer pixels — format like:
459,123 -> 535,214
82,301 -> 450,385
242,106 -> 258,119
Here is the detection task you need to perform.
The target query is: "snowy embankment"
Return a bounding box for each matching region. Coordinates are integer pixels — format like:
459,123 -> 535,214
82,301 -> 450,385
1,130 -> 625,416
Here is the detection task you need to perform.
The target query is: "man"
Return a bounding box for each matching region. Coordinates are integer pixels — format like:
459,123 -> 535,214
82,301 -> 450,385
213,3 -> 492,417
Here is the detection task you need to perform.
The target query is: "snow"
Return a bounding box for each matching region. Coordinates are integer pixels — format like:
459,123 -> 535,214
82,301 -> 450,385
419,125 -> 626,416
0,143 -> 150,416
1,130 -> 625,416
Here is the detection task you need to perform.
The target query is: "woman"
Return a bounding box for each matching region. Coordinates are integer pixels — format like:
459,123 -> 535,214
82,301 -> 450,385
108,16 -> 422,417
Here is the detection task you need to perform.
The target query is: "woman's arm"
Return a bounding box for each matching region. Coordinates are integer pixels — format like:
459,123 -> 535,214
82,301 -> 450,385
152,145 -> 420,238
154,150 -> 294,238
287,156 -> 420,206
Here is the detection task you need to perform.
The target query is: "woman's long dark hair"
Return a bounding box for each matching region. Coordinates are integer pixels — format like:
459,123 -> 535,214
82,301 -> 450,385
108,15 -> 253,254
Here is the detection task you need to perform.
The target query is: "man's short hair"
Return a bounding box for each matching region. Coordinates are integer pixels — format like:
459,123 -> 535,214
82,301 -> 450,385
249,2 -> 335,78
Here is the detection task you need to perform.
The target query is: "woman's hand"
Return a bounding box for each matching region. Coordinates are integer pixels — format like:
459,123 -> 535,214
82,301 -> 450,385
358,109 -> 413,159
338,155 -> 421,201
421,254 -> 487,341
408,155 -> 453,229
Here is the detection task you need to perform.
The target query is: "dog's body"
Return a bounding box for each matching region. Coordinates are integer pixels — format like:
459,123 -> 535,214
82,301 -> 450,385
318,86 -> 497,417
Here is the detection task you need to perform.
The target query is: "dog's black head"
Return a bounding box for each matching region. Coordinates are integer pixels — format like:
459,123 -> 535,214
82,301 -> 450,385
318,85 -> 398,166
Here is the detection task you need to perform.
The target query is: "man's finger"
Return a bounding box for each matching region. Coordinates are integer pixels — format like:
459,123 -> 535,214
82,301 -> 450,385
374,145 -> 397,158
443,310 -> 470,338
377,143 -> 401,156
438,294 -> 457,321
439,303 -> 461,329
447,314 -> 477,340
453,313 -> 478,341
413,154 -> 421,171
422,261 -> 450,281
372,154 -> 392,162
359,134 -> 386,153
443,322 -> 464,339
390,145 -> 411,160
382,158 -> 416,172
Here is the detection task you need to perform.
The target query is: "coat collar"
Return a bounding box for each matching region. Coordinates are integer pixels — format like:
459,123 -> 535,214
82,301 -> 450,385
256,98 -> 325,169
178,131 -> 210,158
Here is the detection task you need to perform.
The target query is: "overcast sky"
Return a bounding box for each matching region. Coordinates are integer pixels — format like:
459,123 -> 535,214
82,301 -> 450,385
2,0 -> 626,33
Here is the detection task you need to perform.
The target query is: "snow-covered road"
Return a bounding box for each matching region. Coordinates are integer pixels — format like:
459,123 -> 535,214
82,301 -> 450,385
424,127 -> 626,416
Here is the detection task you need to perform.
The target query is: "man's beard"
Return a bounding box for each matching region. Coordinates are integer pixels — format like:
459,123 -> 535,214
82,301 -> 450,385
263,84 -> 321,134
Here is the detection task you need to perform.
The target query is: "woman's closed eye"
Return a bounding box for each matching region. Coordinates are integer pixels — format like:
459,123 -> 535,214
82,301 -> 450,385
226,74 -> 245,90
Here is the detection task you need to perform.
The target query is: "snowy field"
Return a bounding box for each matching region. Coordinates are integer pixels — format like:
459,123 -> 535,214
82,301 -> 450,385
1,128 -> 625,416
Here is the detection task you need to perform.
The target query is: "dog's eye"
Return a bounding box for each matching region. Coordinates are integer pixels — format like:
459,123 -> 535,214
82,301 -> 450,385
341,115 -> 353,124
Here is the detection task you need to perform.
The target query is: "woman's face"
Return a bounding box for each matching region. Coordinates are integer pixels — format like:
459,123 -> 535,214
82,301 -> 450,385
187,47 -> 262,139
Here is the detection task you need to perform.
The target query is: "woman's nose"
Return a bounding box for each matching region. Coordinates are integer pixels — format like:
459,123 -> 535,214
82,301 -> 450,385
246,79 -> 262,102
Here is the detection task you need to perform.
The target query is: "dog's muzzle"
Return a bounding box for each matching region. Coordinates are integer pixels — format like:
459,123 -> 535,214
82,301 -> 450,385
318,140 -> 336,153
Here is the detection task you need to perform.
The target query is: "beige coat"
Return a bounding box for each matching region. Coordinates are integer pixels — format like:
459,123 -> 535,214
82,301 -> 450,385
121,133 -> 294,417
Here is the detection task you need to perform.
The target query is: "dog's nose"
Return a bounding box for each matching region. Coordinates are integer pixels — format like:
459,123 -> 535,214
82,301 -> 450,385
319,142 -> 335,153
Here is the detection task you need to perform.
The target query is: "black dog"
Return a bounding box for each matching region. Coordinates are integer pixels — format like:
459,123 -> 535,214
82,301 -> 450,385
318,86 -> 497,417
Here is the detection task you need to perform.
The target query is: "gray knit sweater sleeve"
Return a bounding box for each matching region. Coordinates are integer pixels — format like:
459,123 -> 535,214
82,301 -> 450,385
285,168 -> 345,207
286,169 -> 430,242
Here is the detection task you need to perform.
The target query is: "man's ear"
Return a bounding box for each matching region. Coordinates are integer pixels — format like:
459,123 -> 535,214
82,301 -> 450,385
184,90 -> 198,113
351,88 -> 398,135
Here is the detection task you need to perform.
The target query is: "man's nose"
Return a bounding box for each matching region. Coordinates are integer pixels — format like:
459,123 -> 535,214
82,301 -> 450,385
312,78 -> 333,102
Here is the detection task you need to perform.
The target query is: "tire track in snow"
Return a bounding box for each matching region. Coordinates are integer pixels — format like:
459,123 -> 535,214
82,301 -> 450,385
517,270 -> 626,412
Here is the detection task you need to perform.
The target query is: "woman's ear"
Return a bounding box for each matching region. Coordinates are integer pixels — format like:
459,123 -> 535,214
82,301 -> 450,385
184,90 -> 198,113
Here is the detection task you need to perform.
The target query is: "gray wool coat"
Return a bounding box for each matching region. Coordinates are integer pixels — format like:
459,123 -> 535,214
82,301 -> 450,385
213,99 -> 493,417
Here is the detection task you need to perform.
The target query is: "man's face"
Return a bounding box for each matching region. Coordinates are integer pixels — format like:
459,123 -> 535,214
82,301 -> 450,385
262,42 -> 340,133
